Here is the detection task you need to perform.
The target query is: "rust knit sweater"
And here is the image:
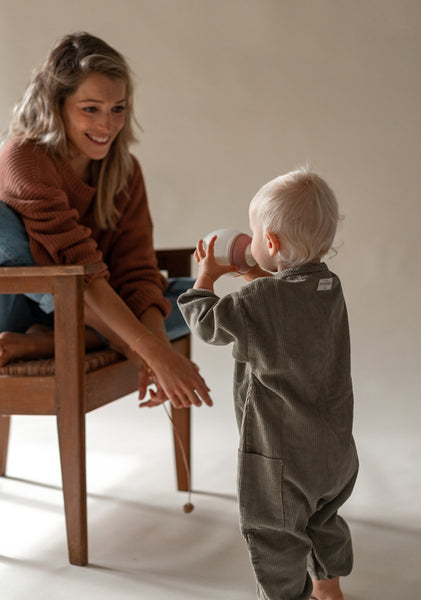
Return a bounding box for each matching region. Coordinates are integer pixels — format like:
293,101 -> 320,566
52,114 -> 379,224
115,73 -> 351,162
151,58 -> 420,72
0,137 -> 170,319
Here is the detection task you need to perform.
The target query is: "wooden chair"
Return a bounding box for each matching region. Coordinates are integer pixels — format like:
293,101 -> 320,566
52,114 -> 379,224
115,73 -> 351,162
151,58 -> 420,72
0,248 -> 194,566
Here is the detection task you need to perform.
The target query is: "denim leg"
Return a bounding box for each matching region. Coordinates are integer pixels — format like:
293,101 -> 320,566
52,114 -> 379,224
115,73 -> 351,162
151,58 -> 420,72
0,201 -> 54,332
164,277 -> 194,341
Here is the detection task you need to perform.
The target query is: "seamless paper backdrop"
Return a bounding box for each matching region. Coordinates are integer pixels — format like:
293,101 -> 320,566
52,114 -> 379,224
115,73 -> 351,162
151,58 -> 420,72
0,0 -> 420,529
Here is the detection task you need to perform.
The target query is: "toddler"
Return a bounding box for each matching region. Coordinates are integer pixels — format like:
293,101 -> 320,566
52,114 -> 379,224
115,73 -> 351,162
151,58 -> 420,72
178,167 -> 358,600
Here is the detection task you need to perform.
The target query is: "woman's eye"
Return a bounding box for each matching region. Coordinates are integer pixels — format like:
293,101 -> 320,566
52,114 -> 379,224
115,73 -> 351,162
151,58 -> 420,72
82,106 -> 97,114
112,105 -> 126,114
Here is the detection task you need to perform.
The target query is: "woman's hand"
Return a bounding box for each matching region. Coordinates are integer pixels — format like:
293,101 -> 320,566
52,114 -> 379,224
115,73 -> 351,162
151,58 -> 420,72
112,338 -> 208,409
144,343 -> 212,409
139,355 -> 206,409
194,236 -> 238,291
138,365 -> 174,408
138,368 -> 168,407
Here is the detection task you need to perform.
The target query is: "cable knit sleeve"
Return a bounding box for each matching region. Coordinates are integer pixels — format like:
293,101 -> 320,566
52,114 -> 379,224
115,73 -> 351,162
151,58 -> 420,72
0,138 -> 108,282
101,157 -> 171,318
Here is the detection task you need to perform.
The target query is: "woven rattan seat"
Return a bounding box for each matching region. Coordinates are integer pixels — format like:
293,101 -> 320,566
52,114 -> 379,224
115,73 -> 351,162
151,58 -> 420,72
0,348 -> 123,377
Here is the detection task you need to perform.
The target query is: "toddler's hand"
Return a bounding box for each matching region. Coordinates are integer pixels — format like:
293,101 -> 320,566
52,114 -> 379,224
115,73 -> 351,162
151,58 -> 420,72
194,236 -> 238,290
240,263 -> 273,282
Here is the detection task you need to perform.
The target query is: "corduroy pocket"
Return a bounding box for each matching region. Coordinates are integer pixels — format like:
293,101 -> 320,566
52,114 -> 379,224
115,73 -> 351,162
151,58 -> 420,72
237,450 -> 284,532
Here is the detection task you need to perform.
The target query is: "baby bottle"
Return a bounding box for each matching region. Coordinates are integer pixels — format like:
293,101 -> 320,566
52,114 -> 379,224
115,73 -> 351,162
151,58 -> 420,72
202,228 -> 256,274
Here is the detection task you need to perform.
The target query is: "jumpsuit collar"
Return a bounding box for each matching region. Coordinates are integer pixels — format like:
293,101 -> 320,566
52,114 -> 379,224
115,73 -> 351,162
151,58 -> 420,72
276,262 -> 330,281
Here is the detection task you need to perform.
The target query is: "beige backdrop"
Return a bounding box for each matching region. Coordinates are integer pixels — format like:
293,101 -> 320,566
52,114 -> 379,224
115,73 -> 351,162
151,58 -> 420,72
0,0 -> 419,531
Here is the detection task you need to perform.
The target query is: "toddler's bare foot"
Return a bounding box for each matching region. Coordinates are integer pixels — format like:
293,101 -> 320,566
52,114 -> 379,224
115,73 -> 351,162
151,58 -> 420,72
311,577 -> 344,600
0,325 -> 55,366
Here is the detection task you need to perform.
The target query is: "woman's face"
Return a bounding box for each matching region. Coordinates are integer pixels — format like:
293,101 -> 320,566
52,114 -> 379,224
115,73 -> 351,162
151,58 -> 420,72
62,72 -> 127,179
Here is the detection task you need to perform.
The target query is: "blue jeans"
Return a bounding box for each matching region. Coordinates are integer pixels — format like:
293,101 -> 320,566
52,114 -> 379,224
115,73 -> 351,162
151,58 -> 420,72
0,201 -> 192,341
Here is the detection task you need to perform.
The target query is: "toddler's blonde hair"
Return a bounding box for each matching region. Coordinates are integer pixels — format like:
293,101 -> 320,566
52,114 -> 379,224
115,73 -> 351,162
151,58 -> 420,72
249,166 -> 340,267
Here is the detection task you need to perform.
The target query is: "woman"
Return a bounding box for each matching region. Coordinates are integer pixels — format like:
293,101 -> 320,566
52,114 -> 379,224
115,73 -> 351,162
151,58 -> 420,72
0,32 -> 211,409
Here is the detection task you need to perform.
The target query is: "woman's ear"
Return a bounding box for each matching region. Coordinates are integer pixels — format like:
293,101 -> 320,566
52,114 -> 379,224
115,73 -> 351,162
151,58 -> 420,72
265,231 -> 281,256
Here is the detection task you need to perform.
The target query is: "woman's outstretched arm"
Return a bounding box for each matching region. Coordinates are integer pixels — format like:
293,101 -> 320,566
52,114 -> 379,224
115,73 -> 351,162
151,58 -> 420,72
84,277 -> 212,409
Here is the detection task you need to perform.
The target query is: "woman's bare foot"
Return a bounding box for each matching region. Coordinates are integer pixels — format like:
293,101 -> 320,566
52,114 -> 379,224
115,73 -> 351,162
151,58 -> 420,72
0,325 -> 55,366
0,324 -> 106,367
311,577 -> 344,600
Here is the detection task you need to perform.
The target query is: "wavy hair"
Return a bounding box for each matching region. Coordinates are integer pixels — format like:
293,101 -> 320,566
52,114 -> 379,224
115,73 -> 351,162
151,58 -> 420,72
249,166 -> 340,267
8,32 -> 137,229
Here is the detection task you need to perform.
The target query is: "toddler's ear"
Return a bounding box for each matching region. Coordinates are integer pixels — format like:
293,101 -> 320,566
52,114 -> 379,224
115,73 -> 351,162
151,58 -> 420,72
265,231 -> 281,256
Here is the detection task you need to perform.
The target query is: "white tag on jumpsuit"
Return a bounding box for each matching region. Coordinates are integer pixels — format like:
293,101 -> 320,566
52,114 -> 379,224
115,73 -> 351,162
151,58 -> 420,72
317,277 -> 333,291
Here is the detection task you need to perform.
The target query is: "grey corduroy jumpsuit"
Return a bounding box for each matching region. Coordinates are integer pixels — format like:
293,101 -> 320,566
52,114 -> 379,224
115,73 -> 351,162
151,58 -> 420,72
178,263 -> 358,600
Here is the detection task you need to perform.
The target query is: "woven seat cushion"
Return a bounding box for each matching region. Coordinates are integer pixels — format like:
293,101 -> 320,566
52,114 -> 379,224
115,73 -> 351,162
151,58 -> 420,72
0,349 -> 124,377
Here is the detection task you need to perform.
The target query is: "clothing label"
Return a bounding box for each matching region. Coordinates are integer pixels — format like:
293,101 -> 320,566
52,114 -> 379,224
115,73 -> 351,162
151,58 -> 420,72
317,277 -> 333,291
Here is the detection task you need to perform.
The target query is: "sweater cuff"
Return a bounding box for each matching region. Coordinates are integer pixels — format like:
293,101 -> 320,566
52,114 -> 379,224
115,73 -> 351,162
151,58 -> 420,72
82,261 -> 110,284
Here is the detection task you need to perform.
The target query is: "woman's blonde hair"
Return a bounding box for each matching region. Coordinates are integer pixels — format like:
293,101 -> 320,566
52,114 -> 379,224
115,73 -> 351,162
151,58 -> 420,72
249,166 -> 340,267
9,32 -> 137,229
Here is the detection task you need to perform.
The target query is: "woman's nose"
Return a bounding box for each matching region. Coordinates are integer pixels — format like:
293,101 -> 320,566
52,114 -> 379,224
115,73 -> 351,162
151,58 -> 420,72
97,113 -> 111,133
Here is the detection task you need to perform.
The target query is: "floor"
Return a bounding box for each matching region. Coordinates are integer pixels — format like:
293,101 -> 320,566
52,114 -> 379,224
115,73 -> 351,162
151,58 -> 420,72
1,387 -> 420,600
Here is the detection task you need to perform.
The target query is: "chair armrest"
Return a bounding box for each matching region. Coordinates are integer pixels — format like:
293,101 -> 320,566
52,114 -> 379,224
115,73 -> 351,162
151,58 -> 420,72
0,264 -> 100,294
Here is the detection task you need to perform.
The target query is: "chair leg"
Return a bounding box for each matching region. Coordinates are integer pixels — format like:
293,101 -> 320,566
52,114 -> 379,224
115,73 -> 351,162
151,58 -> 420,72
171,406 -> 191,491
170,335 -> 192,492
57,410 -> 88,566
0,416 -> 10,476
54,274 -> 88,566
